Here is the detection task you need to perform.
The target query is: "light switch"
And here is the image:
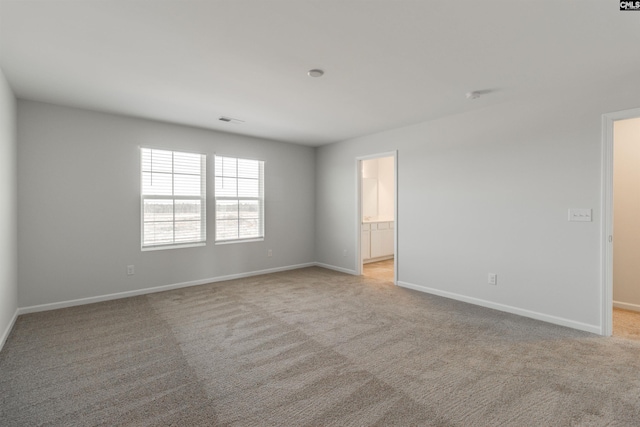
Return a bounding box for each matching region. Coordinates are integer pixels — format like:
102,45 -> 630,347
568,208 -> 592,222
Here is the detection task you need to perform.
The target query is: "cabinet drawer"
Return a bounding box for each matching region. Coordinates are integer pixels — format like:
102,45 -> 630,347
361,223 -> 370,231
377,222 -> 389,230
369,223 -> 378,230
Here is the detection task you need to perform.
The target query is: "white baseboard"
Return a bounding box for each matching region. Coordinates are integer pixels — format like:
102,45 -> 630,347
18,262 -> 316,315
1,308 -> 19,352
397,280 -> 602,335
314,262 -> 357,275
613,301 -> 640,313
12,265 -> 603,338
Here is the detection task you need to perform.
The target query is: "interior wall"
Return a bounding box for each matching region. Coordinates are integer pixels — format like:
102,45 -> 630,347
316,80 -> 640,333
362,158 -> 378,179
377,156 -> 394,219
613,117 -> 640,310
0,67 -> 18,349
361,157 -> 394,221
17,100 -> 316,308
362,158 -> 379,219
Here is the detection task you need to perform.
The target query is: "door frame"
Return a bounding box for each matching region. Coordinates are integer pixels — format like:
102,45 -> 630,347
601,107 -> 640,336
355,151 -> 398,284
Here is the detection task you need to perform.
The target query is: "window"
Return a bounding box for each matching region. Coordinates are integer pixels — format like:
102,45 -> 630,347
215,155 -> 264,243
141,148 -> 206,250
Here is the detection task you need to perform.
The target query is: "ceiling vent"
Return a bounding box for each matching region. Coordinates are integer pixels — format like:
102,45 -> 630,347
219,116 -> 244,124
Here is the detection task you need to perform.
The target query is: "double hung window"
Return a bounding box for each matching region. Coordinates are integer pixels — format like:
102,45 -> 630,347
215,155 -> 264,243
141,148 -> 206,250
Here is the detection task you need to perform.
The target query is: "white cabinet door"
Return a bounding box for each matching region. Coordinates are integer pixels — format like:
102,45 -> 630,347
371,223 -> 394,258
382,227 -> 394,256
370,229 -> 384,258
361,226 -> 371,260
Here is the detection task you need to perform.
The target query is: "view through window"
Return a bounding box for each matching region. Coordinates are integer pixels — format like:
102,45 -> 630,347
141,148 -> 206,250
215,155 -> 264,243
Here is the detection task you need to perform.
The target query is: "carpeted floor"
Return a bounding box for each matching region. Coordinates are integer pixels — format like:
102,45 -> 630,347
2,267 -> 640,426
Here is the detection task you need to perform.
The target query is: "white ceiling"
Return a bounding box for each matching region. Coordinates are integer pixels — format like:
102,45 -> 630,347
1,1 -> 638,146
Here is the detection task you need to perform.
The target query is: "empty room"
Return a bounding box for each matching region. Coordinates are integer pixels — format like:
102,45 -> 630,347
2,1 -> 640,425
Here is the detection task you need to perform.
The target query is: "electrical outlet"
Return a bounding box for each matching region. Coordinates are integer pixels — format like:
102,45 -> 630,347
343,249 -> 347,257
268,249 -> 272,257
127,265 -> 135,276
488,273 -> 497,285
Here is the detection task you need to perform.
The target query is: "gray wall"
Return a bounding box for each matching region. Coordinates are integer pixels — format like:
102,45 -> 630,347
10,76 -> 640,335
17,101 -> 316,307
0,67 -> 18,348
316,80 -> 640,334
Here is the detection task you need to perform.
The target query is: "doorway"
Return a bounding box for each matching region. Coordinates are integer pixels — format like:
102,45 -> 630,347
356,152 -> 398,284
602,108 -> 640,337
611,117 -> 640,339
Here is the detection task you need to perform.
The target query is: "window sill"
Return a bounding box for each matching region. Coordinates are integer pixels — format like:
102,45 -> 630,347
215,238 -> 264,245
142,242 -> 206,251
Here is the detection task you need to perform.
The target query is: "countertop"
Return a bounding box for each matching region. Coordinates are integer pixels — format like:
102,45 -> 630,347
362,216 -> 394,224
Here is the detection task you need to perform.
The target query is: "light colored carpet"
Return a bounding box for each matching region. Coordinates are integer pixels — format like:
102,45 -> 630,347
2,267 -> 640,426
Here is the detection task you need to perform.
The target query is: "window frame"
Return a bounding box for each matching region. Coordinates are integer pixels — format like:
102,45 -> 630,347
140,147 -> 207,251
214,154 -> 265,244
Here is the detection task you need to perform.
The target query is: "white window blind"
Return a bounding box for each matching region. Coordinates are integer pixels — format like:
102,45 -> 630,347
215,155 -> 264,243
141,148 -> 206,250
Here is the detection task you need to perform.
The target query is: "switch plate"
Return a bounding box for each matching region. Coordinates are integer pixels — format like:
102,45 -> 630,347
568,208 -> 592,222
268,249 -> 272,257
127,265 -> 135,276
488,273 -> 497,285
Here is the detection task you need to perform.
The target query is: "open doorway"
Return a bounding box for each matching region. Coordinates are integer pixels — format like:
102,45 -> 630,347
356,152 -> 397,284
611,117 -> 640,340
602,107 -> 640,337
